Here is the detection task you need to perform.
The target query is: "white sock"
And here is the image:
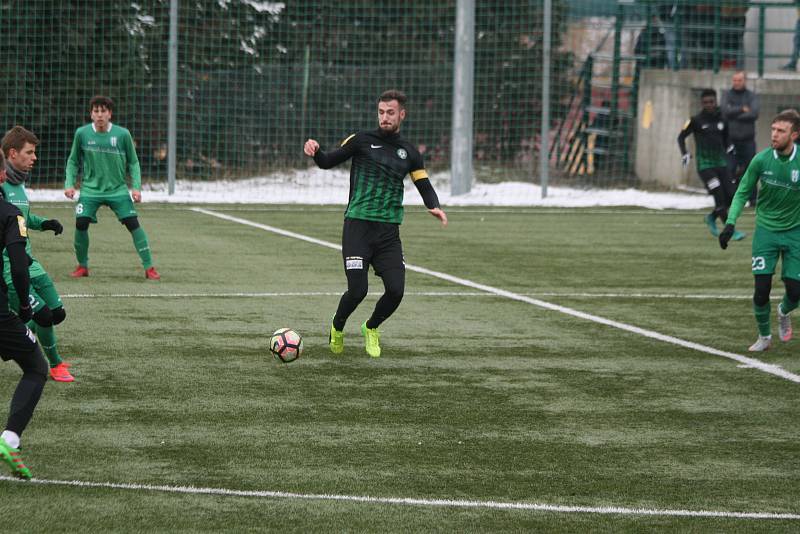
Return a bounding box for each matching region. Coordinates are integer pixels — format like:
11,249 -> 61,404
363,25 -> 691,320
1,430 -> 20,449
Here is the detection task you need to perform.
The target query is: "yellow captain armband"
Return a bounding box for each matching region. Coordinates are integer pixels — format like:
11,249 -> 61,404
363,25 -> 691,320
682,119 -> 691,130
410,169 -> 429,182
340,134 -> 356,147
16,215 -> 28,237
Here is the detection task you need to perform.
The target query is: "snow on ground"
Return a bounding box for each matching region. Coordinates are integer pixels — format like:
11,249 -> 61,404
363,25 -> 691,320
26,168 -> 714,210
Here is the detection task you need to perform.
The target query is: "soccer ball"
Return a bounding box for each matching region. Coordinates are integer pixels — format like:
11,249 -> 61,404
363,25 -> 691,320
270,328 -> 303,363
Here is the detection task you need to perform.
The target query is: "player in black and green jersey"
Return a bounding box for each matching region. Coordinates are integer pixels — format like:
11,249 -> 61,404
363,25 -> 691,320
304,90 -> 448,358
64,95 -> 160,280
678,89 -> 745,241
719,109 -> 800,351
2,126 -> 73,382
0,148 -> 48,480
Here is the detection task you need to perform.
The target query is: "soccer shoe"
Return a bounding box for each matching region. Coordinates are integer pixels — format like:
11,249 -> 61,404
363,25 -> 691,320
49,363 -> 74,383
145,267 -> 161,280
329,320 -> 344,354
0,439 -> 31,480
703,214 -> 719,237
778,305 -> 793,342
748,335 -> 772,352
70,265 -> 89,278
361,322 -> 381,358
731,230 -> 747,241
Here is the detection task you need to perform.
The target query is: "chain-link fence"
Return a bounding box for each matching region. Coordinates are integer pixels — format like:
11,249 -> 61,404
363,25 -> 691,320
0,1 -> 797,193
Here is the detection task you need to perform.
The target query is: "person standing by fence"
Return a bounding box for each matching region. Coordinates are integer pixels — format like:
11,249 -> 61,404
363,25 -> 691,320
721,71 -> 760,207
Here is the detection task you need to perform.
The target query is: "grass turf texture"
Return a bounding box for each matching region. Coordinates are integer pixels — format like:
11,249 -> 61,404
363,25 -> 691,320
1,204 -> 798,532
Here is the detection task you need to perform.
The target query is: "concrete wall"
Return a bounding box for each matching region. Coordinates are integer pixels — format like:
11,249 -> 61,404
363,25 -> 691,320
636,69 -> 800,188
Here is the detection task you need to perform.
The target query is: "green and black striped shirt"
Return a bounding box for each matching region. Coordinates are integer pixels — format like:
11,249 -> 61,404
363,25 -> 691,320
313,129 -> 437,224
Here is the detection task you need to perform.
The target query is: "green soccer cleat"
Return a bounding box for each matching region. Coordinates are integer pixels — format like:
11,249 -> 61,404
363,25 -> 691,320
361,322 -> 381,358
329,319 -> 344,354
0,439 -> 31,480
703,214 -> 719,237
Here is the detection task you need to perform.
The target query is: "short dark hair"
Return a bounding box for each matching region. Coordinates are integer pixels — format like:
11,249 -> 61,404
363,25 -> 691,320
700,89 -> 717,100
1,126 -> 39,158
772,109 -> 800,133
89,95 -> 114,111
378,89 -> 407,108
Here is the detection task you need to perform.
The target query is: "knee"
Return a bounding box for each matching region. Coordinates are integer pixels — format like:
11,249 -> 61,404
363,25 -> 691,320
121,216 -> 140,232
22,349 -> 48,383
75,217 -> 91,231
32,306 -> 54,327
785,279 -> 800,303
348,280 -> 369,303
753,275 -> 772,307
385,280 -> 404,302
383,270 -> 405,301
51,307 -> 66,326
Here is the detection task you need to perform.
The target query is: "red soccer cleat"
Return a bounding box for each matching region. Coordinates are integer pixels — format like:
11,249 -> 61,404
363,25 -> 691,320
145,267 -> 161,280
70,266 -> 89,278
49,363 -> 74,382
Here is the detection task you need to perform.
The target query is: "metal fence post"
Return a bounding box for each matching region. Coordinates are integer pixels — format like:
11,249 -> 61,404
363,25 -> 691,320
451,0 -> 475,196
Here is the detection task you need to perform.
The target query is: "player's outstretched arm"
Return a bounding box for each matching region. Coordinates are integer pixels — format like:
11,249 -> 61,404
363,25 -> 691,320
305,135 -> 357,169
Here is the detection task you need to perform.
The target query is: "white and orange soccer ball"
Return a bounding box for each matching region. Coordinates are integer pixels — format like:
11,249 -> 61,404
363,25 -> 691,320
270,328 -> 303,363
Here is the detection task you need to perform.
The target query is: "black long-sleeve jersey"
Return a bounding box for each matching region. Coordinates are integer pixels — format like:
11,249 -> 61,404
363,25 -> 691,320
677,108 -> 730,171
0,196 -> 29,319
313,128 -> 440,224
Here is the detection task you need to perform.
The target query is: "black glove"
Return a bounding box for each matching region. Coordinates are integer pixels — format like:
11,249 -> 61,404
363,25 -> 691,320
41,219 -> 63,235
719,224 -> 735,250
18,303 -> 32,323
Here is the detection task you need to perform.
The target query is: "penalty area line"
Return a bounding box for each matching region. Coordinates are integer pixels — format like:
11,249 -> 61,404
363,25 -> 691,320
0,476 -> 798,520
191,207 -> 800,384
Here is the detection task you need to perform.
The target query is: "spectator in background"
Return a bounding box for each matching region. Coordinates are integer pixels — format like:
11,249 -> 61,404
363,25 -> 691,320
657,2 -> 685,69
782,0 -> 800,71
721,2 -> 748,69
721,71 -> 760,206
635,16 -> 667,69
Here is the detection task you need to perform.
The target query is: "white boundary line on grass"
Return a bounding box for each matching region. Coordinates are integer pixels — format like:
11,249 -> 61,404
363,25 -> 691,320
58,291 -> 759,300
1,476 -> 798,520
191,208 -> 800,384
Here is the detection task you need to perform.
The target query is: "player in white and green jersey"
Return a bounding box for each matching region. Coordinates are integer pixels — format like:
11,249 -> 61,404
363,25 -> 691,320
719,109 -> 800,351
64,95 -> 160,280
2,126 -> 73,382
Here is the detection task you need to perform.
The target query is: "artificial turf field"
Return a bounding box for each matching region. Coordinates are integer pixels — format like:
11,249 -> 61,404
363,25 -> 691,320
1,203 -> 799,532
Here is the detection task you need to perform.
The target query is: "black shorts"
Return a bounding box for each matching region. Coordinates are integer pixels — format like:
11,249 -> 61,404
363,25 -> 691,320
0,314 -> 39,362
698,166 -> 735,198
341,218 -> 404,276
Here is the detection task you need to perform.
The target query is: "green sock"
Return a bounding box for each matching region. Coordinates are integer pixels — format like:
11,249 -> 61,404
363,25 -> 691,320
74,229 -> 89,267
131,227 -> 153,269
32,323 -> 62,367
780,294 -> 799,315
754,303 -> 771,337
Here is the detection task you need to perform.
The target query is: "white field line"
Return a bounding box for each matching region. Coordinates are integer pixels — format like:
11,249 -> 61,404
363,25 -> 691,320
0,476 -> 797,520
180,206 -> 708,215
58,291 -> 760,300
191,208 -> 800,384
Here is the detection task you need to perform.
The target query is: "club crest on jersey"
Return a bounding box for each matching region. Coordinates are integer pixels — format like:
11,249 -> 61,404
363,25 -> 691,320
793,169 -> 799,183
110,136 -> 118,147
396,148 -> 407,160
717,122 -> 724,130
